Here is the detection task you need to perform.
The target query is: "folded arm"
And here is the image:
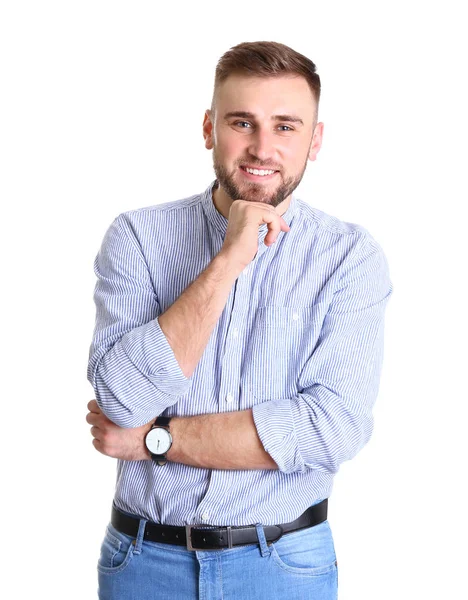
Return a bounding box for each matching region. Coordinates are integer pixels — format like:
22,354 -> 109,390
253,233 -> 393,474
88,232 -> 393,473
88,213 -> 242,428
87,399 -> 277,469
87,215 -> 193,427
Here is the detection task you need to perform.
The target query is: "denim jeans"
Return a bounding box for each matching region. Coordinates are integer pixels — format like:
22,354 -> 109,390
97,511 -> 338,599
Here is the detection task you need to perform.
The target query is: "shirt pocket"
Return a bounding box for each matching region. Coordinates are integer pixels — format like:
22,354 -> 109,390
243,306 -> 318,400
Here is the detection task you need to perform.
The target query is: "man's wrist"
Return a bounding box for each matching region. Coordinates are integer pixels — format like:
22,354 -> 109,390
213,251 -> 245,280
141,421 -> 154,461
166,416 -> 180,463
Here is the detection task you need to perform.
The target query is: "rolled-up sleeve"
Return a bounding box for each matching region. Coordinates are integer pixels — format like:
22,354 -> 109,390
87,214 -> 192,427
252,233 -> 393,474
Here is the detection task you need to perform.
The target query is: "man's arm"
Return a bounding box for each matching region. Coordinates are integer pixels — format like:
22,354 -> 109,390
163,232 -> 393,475
88,231 -> 393,474
87,400 -> 277,470
88,214 -> 241,427
88,214 -> 191,427
89,202 -> 288,427
157,201 -> 289,378
251,234 -> 393,474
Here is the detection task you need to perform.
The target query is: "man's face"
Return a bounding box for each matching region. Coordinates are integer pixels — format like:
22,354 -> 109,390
203,74 -> 323,209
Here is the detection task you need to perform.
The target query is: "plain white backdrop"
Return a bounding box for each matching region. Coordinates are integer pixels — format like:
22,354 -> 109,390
1,1 -> 466,598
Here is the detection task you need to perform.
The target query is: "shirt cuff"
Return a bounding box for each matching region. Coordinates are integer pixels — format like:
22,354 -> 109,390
120,317 -> 192,396
252,399 -> 306,474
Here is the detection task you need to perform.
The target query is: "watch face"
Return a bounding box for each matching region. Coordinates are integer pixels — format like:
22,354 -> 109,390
146,427 -> 172,455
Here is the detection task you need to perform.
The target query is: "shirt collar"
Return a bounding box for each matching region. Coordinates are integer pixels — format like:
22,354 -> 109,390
201,179 -> 298,251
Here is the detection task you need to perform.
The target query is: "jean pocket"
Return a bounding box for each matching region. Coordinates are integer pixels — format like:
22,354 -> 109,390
97,523 -> 135,575
269,521 -> 338,577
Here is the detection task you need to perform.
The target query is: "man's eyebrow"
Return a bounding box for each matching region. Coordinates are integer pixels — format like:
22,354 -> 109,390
223,111 -> 304,126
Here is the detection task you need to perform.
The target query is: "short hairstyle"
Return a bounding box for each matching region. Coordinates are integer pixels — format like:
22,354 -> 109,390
210,41 -> 321,119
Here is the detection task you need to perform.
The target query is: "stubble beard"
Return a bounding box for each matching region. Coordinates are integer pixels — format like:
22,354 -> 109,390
212,146 -> 308,209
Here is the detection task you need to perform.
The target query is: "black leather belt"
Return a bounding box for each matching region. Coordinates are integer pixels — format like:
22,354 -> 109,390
111,498 -> 328,551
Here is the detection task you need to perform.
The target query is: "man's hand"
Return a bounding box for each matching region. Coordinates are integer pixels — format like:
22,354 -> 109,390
220,199 -> 291,270
86,400 -> 152,461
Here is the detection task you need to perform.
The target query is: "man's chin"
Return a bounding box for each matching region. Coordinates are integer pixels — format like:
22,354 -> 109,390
215,174 -> 283,207
235,183 -> 278,203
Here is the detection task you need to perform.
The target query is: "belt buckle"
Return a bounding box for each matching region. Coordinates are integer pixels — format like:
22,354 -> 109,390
185,524 -> 198,551
185,525 -> 196,550
185,524 -> 233,551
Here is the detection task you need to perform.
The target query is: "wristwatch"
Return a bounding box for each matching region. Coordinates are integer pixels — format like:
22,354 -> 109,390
145,416 -> 173,465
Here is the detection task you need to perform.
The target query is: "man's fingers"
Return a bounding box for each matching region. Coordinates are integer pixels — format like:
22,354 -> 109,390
90,425 -> 101,440
92,438 -> 105,454
259,209 -> 290,246
92,437 -> 116,459
86,411 -> 99,425
264,219 -> 282,245
87,399 -> 100,413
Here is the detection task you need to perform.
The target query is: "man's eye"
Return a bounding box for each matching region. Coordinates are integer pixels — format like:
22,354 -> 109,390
233,121 -> 293,132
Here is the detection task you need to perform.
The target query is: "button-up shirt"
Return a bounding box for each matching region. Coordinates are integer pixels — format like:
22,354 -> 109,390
88,179 -> 393,526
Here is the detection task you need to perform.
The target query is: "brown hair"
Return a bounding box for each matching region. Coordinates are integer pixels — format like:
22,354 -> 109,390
210,41 -> 321,119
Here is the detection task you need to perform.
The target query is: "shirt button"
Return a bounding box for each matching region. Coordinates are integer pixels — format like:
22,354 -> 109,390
201,513 -> 210,522
232,328 -> 238,338
292,312 -> 299,321
226,393 -> 234,403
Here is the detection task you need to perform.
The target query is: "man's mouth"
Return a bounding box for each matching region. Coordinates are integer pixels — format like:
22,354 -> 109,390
239,166 -> 279,181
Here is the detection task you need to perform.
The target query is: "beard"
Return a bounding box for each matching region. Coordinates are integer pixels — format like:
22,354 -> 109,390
212,146 -> 309,209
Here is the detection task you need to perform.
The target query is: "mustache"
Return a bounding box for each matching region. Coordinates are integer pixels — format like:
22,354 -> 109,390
238,163 -> 280,171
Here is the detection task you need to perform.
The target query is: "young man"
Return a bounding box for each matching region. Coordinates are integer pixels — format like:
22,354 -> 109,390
87,41 -> 393,599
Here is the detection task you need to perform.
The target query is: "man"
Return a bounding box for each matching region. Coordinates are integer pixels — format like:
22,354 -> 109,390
87,41 -> 393,599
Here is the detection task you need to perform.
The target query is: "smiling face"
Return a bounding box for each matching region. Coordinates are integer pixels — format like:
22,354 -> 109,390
203,73 -> 323,215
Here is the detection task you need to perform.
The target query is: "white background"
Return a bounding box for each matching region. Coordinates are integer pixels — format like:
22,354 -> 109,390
1,1 -> 467,598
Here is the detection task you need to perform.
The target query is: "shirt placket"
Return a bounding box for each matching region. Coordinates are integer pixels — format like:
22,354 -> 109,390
193,239 -> 266,526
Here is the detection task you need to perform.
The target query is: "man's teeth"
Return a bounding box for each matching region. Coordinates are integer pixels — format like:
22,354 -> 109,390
243,167 -> 276,176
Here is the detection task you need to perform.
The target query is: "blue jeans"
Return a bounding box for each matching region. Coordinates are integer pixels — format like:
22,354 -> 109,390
97,512 -> 338,599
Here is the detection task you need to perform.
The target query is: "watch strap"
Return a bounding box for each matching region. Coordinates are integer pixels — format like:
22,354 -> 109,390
147,416 -> 172,466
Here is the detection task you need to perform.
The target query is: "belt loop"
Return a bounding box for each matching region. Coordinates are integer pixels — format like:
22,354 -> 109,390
226,526 -> 233,549
133,518 -> 147,555
255,523 -> 272,558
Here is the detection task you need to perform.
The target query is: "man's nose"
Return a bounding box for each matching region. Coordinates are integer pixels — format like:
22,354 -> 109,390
247,129 -> 277,163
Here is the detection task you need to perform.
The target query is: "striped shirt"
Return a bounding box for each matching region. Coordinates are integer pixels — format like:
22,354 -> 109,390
88,179 -> 393,527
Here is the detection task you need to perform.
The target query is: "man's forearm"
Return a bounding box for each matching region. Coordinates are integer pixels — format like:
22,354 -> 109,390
87,399 -> 277,469
158,253 -> 241,378
167,410 -> 278,470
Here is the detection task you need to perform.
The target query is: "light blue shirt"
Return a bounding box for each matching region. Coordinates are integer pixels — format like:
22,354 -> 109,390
88,179 -> 393,526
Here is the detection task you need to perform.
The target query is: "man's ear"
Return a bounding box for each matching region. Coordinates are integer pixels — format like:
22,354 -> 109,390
203,110 -> 214,150
308,121 -> 324,162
